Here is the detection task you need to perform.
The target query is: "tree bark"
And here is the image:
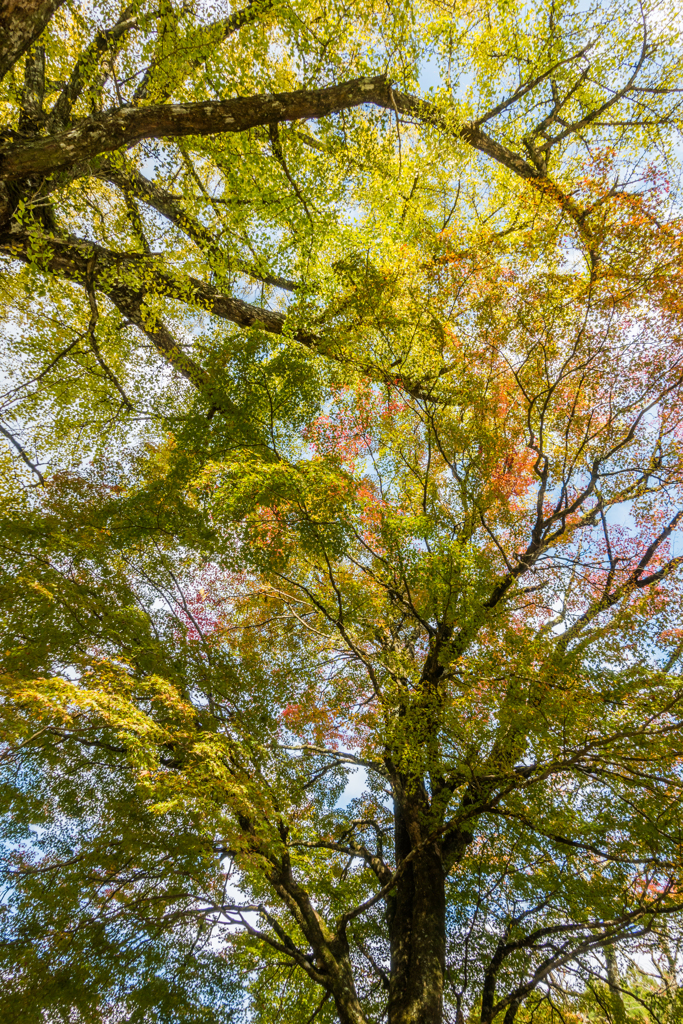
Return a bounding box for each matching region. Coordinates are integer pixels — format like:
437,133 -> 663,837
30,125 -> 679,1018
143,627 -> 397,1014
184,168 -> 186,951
0,0 -> 66,82
267,855 -> 370,1024
604,944 -> 627,1024
388,789 -> 446,1024
0,75 -> 392,181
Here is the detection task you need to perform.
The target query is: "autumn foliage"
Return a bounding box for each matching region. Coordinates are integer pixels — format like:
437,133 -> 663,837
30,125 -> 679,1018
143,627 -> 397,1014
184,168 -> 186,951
2,1 -> 683,1023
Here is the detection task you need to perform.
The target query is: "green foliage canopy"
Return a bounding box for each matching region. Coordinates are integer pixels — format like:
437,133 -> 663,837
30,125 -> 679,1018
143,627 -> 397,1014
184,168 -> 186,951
2,0 -> 683,1022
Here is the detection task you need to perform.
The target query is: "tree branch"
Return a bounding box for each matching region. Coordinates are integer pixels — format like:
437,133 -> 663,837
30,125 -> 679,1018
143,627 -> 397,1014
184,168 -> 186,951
0,0 -> 66,82
99,158 -> 297,289
48,3 -> 139,129
131,0 -> 275,104
0,420 -> 45,483
0,75 -> 393,182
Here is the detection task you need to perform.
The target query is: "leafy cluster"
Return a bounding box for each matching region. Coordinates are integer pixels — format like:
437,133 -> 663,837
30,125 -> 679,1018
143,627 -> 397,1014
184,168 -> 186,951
2,0 -> 683,1022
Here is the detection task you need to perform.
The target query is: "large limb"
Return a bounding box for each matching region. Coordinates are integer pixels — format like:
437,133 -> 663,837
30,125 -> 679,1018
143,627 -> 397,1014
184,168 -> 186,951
18,44 -> 45,133
0,228 -> 273,423
1,227 -> 305,335
228,809 -> 371,1024
0,0 -> 66,82
0,70 -> 640,258
0,229 -> 444,403
0,75 -> 573,226
1,68 -> 581,262
266,851 -> 369,1024
0,76 -> 394,182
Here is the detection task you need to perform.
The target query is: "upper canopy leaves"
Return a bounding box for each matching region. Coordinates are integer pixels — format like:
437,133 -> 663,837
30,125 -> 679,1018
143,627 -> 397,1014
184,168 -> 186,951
2,1 -> 683,1023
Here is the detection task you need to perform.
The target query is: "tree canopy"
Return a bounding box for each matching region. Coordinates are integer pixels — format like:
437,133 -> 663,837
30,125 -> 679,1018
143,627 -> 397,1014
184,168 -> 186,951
2,1 -> 683,1022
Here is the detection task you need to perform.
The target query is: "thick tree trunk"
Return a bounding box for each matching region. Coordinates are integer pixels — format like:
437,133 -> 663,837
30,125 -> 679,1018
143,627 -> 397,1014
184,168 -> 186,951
388,792 -> 446,1024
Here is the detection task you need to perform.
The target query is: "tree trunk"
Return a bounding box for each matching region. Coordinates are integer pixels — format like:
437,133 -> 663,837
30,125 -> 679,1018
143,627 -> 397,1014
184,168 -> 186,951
329,958 -> 371,1024
388,791 -> 446,1024
604,945 -> 626,1024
